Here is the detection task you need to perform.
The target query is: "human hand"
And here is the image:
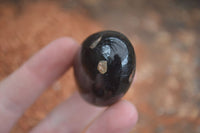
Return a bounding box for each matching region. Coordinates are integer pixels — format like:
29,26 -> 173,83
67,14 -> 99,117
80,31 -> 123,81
0,38 -> 138,133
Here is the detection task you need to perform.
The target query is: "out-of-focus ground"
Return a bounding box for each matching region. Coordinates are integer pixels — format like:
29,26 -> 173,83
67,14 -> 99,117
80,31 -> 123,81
0,0 -> 199,133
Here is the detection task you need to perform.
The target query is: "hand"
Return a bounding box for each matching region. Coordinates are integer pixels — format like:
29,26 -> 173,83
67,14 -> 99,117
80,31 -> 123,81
0,38 -> 138,133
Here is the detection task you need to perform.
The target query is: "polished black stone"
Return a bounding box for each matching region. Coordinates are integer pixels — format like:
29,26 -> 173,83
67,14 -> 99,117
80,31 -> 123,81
74,31 -> 136,106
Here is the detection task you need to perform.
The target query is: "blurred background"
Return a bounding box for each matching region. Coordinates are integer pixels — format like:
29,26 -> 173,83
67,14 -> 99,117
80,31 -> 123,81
0,0 -> 200,132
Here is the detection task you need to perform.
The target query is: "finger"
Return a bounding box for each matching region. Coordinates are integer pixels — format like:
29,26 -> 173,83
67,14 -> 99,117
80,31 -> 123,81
30,92 -> 105,133
86,100 -> 138,133
0,37 -> 79,133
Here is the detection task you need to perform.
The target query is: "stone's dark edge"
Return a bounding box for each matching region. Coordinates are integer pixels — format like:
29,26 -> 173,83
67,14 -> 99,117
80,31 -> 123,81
74,30 -> 136,106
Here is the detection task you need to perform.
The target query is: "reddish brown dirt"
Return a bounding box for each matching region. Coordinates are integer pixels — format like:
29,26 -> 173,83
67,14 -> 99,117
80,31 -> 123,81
0,1 -> 200,133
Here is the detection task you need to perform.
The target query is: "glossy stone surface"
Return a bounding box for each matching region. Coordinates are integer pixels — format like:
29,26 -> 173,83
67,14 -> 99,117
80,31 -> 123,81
74,31 -> 136,106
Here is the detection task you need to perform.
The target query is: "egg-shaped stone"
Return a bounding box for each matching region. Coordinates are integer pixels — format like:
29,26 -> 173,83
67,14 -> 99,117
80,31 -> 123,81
74,31 -> 136,106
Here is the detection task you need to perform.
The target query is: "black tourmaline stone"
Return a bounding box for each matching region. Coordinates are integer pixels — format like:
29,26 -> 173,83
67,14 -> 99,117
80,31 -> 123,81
74,31 -> 136,106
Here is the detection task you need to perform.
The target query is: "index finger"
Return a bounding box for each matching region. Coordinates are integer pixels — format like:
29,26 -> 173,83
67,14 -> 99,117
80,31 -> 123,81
0,37 -> 79,133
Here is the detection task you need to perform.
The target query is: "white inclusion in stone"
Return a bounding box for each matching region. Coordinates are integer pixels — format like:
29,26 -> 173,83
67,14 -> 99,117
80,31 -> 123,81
121,55 -> 128,66
129,69 -> 134,83
90,36 -> 102,49
97,60 -> 107,74
102,45 -> 111,59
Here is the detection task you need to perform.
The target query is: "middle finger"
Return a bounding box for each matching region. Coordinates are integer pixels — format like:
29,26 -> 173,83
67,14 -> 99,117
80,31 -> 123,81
30,92 -> 105,133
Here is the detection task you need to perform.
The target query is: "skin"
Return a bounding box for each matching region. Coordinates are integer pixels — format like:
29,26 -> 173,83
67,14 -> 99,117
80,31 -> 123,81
0,37 -> 138,133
